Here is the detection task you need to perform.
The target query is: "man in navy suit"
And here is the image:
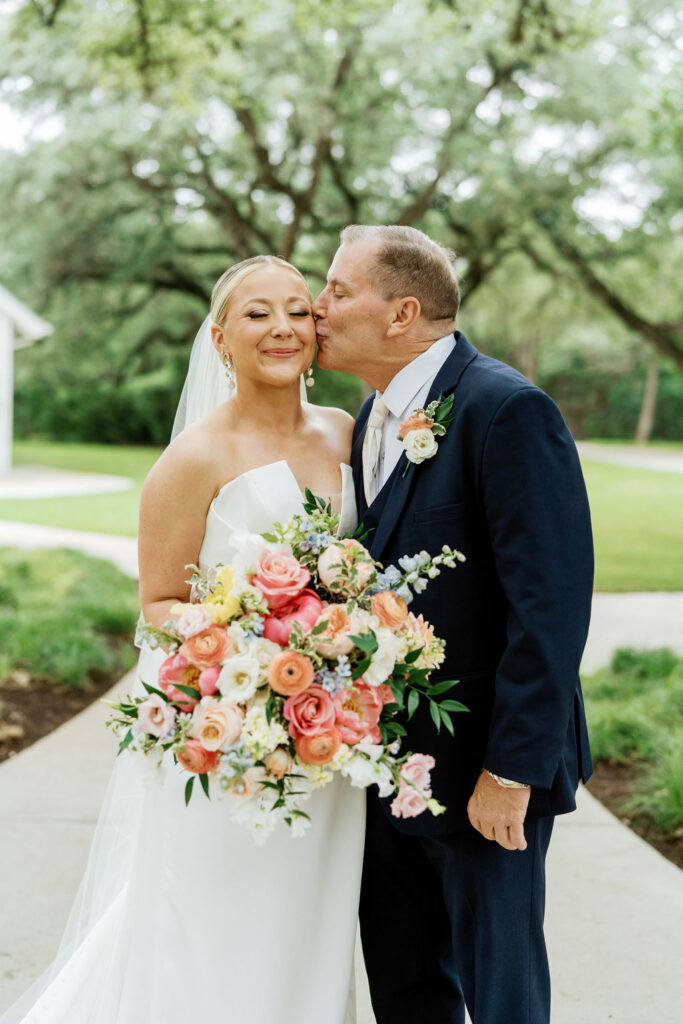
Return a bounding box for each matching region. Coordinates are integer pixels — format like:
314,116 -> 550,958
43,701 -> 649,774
313,225 -> 594,1024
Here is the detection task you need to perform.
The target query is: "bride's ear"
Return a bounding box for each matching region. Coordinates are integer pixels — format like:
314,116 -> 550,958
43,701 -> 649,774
210,322 -> 226,354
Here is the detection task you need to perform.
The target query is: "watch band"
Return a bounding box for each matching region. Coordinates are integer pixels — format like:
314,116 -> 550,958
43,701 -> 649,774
485,770 -> 530,790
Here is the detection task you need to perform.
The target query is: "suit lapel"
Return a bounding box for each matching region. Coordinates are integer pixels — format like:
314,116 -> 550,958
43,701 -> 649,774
366,332 -> 479,562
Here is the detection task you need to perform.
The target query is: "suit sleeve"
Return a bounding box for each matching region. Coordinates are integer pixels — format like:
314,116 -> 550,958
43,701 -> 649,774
480,387 -> 594,788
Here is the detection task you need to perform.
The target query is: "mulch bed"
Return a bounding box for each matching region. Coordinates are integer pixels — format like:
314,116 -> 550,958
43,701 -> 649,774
0,671 -> 121,764
2,683 -> 681,870
586,760 -> 683,869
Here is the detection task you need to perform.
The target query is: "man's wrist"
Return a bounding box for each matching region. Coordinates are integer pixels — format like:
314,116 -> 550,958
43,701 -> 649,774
484,769 -> 530,790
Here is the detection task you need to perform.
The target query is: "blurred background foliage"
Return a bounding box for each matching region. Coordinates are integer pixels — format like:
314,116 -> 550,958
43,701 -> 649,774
1,0 -> 681,443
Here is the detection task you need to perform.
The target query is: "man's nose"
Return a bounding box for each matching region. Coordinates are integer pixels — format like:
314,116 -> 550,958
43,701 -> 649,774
311,291 -> 327,317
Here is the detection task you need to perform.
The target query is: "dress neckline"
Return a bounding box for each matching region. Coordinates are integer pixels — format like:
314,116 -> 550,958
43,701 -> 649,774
213,460 -> 351,504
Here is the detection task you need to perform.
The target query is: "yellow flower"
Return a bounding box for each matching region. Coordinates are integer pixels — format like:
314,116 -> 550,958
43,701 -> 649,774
214,565 -> 236,595
205,596 -> 241,623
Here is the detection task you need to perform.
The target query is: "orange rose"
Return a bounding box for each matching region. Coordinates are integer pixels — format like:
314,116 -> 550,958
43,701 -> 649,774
313,604 -> 356,658
295,729 -> 341,766
176,739 -> 219,775
179,626 -> 231,669
264,747 -> 294,779
371,590 -> 409,629
398,412 -> 434,439
267,650 -> 315,696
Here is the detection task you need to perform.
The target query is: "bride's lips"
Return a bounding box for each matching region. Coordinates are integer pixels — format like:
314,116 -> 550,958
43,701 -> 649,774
263,348 -> 300,358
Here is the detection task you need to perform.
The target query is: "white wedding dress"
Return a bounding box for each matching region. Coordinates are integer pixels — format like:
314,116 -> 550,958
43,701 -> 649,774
2,461 -> 366,1024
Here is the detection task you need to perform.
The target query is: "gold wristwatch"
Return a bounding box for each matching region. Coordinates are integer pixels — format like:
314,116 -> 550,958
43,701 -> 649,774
485,770 -> 530,790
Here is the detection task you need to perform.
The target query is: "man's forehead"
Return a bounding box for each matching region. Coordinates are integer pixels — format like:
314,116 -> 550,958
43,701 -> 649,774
328,240 -> 377,283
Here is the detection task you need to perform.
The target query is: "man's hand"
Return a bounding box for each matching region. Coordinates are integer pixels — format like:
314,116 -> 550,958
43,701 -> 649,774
467,770 -> 531,851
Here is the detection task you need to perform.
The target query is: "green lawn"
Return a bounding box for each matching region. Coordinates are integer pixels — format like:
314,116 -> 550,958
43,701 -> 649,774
1,441 -> 682,591
0,441 -> 162,537
583,459 -> 683,591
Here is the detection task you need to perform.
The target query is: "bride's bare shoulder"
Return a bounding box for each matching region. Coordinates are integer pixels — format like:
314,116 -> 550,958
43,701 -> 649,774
142,415 -> 228,505
311,403 -> 355,442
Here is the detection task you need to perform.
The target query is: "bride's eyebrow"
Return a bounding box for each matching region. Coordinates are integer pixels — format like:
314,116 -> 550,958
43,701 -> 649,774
242,296 -> 310,305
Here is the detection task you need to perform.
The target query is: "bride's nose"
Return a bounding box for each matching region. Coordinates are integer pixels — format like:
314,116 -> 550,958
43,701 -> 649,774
271,316 -> 294,338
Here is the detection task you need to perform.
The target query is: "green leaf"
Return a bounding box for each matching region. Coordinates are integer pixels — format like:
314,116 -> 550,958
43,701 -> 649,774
440,708 -> 455,736
351,657 -> 371,681
184,776 -> 195,806
142,682 -> 171,702
349,631 -> 378,654
173,683 -> 201,698
404,647 -> 422,665
427,679 -> 458,696
439,699 -> 469,713
407,688 -> 420,719
261,532 -> 279,543
430,700 -> 442,733
311,618 -> 330,636
199,772 -> 210,799
117,728 -> 134,754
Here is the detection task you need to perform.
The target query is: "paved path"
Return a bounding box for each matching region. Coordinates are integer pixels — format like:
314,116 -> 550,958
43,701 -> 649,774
0,465 -> 133,498
0,520 -> 138,578
577,441 -> 683,475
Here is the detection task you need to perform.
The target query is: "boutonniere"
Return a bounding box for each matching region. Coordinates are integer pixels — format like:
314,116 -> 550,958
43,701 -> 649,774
398,393 -> 454,476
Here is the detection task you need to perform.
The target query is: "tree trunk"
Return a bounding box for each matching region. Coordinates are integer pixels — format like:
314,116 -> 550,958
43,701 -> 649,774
635,350 -> 659,443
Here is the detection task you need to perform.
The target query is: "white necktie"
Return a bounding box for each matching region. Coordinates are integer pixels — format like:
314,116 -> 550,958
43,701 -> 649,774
362,395 -> 390,504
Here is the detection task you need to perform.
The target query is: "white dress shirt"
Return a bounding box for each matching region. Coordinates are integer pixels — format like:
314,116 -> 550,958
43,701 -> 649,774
373,333 -> 456,492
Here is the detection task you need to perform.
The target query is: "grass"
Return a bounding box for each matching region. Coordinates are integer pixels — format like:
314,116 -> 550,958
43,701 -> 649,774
585,438 -> 683,452
0,546 -> 139,687
582,460 -> 683,591
0,441 -> 162,537
583,648 -> 683,831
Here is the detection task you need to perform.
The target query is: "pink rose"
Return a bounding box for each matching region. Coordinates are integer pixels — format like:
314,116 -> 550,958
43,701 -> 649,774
391,785 -> 428,819
175,605 -> 212,639
283,685 -> 336,738
313,604 -> 356,658
189,696 -> 244,751
263,589 -> 323,646
333,683 -> 383,745
158,653 -> 201,712
179,625 -> 231,669
136,694 -> 177,738
317,539 -> 374,597
251,551 -> 310,611
400,753 -> 435,793
176,739 -> 219,775
198,665 -> 221,696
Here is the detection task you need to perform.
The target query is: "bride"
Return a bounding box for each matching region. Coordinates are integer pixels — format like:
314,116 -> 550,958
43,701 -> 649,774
2,255 -> 366,1024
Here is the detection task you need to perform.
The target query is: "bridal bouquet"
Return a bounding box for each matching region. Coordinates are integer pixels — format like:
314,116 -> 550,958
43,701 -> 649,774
108,492 -> 466,842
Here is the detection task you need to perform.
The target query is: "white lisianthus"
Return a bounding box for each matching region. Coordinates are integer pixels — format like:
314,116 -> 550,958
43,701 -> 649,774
242,705 -> 288,758
353,608 -> 381,633
228,530 -> 292,576
244,636 -> 281,669
217,656 -> 261,703
364,627 -> 402,687
403,428 -> 438,464
341,749 -> 395,797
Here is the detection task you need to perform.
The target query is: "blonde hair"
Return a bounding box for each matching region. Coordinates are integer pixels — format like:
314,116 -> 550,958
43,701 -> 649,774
340,224 -> 460,322
211,255 -> 308,325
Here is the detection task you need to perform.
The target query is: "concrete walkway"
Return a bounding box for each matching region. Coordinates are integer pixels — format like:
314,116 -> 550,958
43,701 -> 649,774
0,520 -> 138,578
577,441 -> 683,475
0,465 -> 133,499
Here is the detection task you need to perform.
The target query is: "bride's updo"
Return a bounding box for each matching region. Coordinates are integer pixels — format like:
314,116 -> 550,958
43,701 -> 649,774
211,255 -> 308,325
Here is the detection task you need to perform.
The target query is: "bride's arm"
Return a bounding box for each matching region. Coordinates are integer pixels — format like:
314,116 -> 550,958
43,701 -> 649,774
138,433 -> 218,629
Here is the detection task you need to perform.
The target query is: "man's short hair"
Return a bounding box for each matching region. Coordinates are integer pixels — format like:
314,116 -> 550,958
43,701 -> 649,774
340,224 -> 460,322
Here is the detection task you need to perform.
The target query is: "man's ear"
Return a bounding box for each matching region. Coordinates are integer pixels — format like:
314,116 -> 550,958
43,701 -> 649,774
386,296 -> 421,337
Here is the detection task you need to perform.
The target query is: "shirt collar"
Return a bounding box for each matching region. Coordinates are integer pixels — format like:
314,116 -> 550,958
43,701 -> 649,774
378,333 -> 456,420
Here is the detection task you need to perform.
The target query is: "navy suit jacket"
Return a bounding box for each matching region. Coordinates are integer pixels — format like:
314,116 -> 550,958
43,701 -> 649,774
351,333 -> 594,835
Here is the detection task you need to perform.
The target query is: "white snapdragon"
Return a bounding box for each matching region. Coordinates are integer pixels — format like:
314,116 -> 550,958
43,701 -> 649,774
341,747 -> 395,797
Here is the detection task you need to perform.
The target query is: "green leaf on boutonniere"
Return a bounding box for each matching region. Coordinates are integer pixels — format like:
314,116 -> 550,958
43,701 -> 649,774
432,424 -> 447,436
434,393 -> 455,423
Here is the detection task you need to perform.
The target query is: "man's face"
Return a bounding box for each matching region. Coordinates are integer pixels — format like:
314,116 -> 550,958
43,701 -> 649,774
312,241 -> 392,377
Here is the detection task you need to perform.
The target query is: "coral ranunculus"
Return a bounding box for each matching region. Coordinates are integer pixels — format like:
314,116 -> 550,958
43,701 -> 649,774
251,551 -> 310,610
333,683 -> 383,745
176,739 -> 219,775
263,589 -> 323,646
398,412 -> 434,439
267,650 -> 315,696
158,653 -> 201,712
295,729 -> 341,766
371,590 -> 409,629
179,625 -> 231,669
